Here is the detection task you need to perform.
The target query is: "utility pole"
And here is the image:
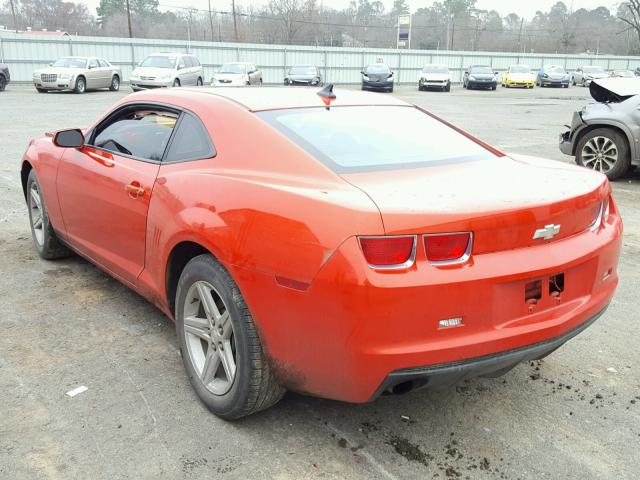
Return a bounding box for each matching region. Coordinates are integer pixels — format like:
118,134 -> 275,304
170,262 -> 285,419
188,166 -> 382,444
517,17 -> 524,53
231,0 -> 238,42
208,0 -> 215,42
8,0 -> 18,33
125,0 -> 133,38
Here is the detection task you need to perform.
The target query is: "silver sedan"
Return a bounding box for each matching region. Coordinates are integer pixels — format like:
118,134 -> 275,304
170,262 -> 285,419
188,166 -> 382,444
33,57 -> 122,94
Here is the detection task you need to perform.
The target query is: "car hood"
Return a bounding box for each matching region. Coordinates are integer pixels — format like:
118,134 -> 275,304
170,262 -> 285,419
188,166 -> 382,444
469,73 -> 494,79
133,66 -> 175,77
287,74 -> 316,81
507,73 -> 534,80
421,73 -> 450,81
589,77 -> 640,103
34,67 -> 83,75
214,73 -> 246,80
545,72 -> 568,79
340,154 -> 607,254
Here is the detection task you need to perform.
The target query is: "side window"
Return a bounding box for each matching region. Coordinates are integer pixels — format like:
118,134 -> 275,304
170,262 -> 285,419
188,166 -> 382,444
165,113 -> 215,163
178,56 -> 187,69
91,108 -> 178,162
98,59 -> 109,67
88,58 -> 99,69
192,56 -> 201,67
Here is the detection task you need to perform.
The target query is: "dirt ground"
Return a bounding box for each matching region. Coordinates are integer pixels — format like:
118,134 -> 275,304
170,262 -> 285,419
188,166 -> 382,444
0,84 -> 638,479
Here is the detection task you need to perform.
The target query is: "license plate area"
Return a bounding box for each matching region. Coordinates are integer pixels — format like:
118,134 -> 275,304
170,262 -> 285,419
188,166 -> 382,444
495,258 -> 597,322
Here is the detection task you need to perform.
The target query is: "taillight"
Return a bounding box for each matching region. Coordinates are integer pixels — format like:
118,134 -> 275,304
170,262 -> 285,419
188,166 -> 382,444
589,197 -> 611,232
423,232 -> 472,264
358,235 -> 416,269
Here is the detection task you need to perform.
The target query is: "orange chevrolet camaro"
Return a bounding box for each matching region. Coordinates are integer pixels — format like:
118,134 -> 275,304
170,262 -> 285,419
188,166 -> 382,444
21,86 -> 622,419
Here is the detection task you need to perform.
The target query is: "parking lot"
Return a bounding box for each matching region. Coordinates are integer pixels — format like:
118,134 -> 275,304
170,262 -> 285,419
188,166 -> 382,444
1,83 -> 639,480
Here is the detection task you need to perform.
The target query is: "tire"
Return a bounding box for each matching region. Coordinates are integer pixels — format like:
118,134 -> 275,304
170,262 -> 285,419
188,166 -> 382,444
74,76 -> 86,94
109,75 -> 120,92
196,77 -> 203,86
175,254 -> 285,419
491,85 -> 496,90
418,83 -> 423,91
0,75 -> 5,91
26,170 -> 71,260
173,79 -> 180,87
575,128 -> 631,180
259,78 -> 263,85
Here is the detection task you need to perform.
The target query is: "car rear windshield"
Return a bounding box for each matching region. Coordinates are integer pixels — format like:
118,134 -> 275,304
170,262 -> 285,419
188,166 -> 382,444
53,58 -> 87,68
140,56 -> 176,68
258,106 -> 496,173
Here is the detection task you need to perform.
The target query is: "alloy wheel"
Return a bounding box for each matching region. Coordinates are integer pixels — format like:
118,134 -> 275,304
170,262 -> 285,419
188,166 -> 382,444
183,281 -> 236,395
581,136 -> 618,173
29,182 -> 44,246
112,76 -> 120,91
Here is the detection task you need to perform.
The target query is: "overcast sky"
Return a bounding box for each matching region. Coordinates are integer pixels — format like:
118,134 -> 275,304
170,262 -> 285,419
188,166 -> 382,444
80,0 -> 621,18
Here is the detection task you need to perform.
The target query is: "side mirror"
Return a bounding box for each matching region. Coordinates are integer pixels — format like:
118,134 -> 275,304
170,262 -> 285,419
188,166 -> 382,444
494,71 -> 499,75
53,129 -> 84,148
360,71 -> 364,74
48,63 -> 53,67
464,71 -> 469,75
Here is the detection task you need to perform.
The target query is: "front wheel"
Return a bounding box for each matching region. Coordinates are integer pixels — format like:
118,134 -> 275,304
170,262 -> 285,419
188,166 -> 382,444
575,128 -> 631,180
175,254 -> 285,419
26,170 -> 71,259
0,76 -> 6,91
196,77 -> 203,86
173,79 -> 181,87
74,76 -> 86,94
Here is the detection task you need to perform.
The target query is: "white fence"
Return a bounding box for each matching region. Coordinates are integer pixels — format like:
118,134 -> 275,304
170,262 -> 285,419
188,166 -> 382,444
2,31 -> 640,85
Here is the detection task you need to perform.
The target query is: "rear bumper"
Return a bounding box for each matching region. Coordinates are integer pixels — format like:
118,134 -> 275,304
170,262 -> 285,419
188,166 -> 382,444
234,209 -> 621,403
372,305 -> 607,399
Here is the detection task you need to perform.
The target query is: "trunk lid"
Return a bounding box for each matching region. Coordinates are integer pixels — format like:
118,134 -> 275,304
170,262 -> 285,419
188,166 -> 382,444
341,155 -> 607,254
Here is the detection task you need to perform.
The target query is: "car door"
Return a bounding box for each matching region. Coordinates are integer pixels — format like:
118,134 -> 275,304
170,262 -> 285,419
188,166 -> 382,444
98,59 -> 112,87
56,104 -> 179,284
86,58 -> 101,88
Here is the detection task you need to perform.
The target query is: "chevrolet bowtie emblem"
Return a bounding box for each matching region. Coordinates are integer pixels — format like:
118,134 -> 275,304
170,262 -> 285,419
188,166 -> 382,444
533,224 -> 561,240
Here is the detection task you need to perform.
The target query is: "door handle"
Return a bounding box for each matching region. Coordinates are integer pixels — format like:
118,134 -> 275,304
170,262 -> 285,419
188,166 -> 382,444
125,181 -> 145,199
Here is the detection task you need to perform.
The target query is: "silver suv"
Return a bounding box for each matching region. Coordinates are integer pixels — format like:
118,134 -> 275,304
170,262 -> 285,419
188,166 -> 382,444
130,53 -> 204,91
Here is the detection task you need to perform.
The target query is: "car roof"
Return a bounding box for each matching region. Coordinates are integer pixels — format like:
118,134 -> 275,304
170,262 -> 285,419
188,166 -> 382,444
138,86 -> 409,112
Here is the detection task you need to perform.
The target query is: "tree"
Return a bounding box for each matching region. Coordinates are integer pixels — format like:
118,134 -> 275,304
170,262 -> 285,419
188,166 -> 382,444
618,1 -> 640,52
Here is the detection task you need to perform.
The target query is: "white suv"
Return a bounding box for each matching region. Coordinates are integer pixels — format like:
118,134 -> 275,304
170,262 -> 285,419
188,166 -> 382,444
130,53 -> 204,91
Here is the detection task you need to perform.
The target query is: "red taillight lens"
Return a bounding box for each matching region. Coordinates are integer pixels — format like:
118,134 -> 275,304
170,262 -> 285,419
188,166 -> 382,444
423,232 -> 472,263
359,235 -> 415,268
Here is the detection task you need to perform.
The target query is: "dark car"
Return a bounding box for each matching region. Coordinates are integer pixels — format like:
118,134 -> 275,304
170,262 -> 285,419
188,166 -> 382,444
560,78 -> 640,180
284,64 -> 322,86
463,65 -> 497,90
0,63 -> 10,91
635,67 -> 640,76
536,65 -> 570,88
361,64 -> 394,92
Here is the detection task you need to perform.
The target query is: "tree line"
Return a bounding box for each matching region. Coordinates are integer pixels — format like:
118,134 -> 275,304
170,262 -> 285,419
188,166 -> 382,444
2,0 -> 640,55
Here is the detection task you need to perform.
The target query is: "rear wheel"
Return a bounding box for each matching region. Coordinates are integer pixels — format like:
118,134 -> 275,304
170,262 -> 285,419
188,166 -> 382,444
26,170 -> 71,259
110,75 -> 120,91
196,77 -> 203,86
175,254 -> 285,419
173,79 -> 181,87
0,75 -> 6,91
576,128 -> 631,180
74,76 -> 86,94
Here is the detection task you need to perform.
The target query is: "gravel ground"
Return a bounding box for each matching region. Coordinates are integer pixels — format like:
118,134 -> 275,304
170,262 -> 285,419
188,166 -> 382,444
0,84 -> 639,480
